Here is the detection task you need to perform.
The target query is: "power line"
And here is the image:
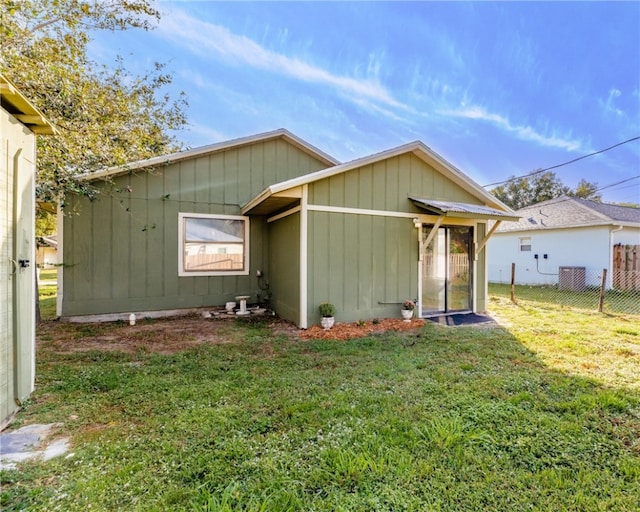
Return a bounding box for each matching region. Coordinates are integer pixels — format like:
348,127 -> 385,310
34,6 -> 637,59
509,175 -> 640,210
595,175 -> 640,192
606,182 -> 640,192
484,136 -> 640,188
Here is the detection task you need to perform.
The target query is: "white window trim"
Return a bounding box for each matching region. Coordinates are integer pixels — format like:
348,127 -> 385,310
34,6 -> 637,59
519,236 -> 532,252
178,212 -> 250,277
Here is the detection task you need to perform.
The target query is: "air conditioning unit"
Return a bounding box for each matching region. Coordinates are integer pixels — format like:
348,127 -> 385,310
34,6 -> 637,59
558,266 -> 586,291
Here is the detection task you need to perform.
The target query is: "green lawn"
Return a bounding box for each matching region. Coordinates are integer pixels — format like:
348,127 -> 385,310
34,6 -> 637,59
490,282 -> 640,315
38,269 -> 57,282
37,268 -> 57,320
2,298 -> 639,511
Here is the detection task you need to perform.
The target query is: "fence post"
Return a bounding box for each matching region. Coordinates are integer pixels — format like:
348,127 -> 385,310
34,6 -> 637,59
598,268 -> 607,313
510,263 -> 516,304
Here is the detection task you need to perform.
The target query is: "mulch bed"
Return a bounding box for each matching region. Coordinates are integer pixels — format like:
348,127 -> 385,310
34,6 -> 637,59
298,318 -> 426,341
37,315 -> 427,355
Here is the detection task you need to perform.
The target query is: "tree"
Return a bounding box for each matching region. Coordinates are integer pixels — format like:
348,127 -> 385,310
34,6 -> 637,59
1,0 -> 188,204
2,0 -> 188,321
491,170 -> 599,210
569,179 -> 602,201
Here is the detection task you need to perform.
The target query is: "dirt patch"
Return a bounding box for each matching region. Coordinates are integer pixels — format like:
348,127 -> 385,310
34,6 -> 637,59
37,315 -> 277,355
37,315 -> 426,355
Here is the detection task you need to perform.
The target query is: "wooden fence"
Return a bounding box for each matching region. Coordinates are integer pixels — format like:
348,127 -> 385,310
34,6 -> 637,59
185,253 -> 243,271
613,244 -> 640,291
422,253 -> 469,278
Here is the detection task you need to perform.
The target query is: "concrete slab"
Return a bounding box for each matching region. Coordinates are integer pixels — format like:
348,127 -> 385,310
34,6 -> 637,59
0,423 -> 70,470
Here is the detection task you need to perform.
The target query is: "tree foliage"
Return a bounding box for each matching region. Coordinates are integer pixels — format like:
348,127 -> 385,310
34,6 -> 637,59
491,171 -> 601,210
0,0 -> 188,204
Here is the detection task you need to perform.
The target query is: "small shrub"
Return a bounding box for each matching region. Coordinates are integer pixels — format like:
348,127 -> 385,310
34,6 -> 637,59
319,303 -> 336,317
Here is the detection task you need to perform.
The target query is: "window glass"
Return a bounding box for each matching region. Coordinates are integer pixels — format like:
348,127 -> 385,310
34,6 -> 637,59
180,214 -> 248,275
519,237 -> 531,252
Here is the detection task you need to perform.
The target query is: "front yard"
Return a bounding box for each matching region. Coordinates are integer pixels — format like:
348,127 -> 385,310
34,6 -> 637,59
2,297 -> 639,511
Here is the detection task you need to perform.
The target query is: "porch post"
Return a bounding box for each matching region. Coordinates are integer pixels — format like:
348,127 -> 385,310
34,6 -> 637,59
299,185 -> 309,328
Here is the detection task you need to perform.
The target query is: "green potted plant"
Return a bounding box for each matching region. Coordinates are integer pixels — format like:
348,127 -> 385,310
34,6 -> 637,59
319,302 -> 336,330
401,299 -> 415,321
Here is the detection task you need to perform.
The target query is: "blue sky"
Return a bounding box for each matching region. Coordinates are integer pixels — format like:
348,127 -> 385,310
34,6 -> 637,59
90,1 -> 640,204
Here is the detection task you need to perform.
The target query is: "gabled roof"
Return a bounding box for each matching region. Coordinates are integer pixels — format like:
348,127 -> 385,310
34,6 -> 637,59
495,196 -> 640,233
186,220 -> 243,243
243,140 -> 515,216
0,74 -> 56,135
83,129 -> 340,182
37,235 -> 58,248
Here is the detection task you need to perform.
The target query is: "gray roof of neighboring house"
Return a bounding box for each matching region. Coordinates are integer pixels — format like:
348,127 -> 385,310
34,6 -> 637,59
36,235 -> 58,247
185,219 -> 243,243
495,196 -> 640,233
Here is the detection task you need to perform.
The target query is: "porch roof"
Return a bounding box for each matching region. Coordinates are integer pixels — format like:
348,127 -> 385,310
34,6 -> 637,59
409,197 -> 520,221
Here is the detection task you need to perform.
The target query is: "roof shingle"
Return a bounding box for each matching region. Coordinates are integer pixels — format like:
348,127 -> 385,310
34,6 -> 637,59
495,196 -> 640,232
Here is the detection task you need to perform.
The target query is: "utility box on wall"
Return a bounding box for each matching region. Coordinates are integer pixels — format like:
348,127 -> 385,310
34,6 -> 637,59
558,266 -> 586,291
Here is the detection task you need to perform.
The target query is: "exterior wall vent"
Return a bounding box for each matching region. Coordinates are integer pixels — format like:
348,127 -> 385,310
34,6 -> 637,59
558,266 -> 586,291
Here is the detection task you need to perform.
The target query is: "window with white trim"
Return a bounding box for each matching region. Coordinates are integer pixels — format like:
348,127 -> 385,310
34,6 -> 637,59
519,236 -> 532,252
178,213 -> 249,276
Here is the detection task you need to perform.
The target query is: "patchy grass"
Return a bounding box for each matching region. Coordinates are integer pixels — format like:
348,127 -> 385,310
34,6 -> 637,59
38,283 -> 57,321
38,269 -> 57,282
490,282 -> 640,315
488,294 -> 640,390
2,304 -> 639,511
37,269 -> 57,320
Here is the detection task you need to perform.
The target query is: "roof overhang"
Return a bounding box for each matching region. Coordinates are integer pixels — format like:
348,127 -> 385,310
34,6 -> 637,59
82,129 -> 339,182
243,187 -> 303,216
495,220 -> 640,234
243,140 -> 519,218
0,74 -> 56,135
410,197 -> 520,221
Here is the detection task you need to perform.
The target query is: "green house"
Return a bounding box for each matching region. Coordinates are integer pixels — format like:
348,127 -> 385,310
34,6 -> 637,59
1,74 -> 55,429
59,129 -> 517,328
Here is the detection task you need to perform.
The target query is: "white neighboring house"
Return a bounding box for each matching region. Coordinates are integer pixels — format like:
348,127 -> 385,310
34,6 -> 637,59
488,196 -> 640,289
36,234 -> 58,268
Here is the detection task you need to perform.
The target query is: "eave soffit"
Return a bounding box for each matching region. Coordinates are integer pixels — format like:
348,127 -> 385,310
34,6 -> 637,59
0,74 -> 56,135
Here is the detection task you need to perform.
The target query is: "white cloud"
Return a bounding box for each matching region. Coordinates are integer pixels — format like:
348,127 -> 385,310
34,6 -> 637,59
157,9 -> 406,111
602,88 -> 624,116
442,105 -> 583,152
182,123 -> 229,148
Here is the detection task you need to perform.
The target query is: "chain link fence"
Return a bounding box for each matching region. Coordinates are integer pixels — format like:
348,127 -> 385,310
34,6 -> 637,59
489,264 -> 640,316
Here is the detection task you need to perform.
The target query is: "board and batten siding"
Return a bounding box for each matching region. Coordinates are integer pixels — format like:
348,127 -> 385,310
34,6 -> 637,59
268,212 -> 301,325
309,152 -> 479,211
1,109 -> 36,427
61,138 -> 328,317
306,152 -> 488,324
475,222 -> 488,313
308,212 -> 418,323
